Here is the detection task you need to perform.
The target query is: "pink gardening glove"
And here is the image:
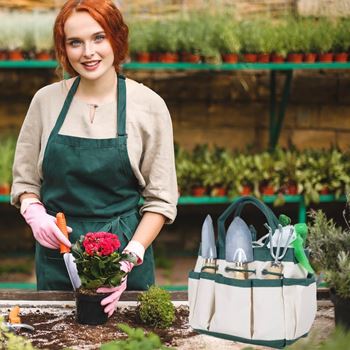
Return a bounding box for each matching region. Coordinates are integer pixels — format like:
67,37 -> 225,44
97,260 -> 134,317
22,203 -> 72,249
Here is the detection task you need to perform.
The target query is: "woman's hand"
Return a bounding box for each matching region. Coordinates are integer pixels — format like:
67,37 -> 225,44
22,202 -> 72,249
97,260 -> 134,317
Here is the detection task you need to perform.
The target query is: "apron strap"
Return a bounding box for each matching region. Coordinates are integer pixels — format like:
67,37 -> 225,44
52,76 -> 81,136
117,74 -> 127,137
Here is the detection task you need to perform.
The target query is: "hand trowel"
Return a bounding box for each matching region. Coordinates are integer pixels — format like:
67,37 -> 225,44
226,217 -> 254,279
201,215 -> 217,273
57,212 -> 81,290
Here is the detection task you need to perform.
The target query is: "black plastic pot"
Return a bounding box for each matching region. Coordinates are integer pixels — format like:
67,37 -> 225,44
75,291 -> 109,325
330,289 -> 350,331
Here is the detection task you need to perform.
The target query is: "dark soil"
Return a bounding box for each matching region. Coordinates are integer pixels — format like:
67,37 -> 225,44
9,306 -> 196,350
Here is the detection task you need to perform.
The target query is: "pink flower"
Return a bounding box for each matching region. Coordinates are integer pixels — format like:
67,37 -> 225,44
83,232 -> 121,256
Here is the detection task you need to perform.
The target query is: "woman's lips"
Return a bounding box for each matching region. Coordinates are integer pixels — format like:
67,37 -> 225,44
81,60 -> 101,71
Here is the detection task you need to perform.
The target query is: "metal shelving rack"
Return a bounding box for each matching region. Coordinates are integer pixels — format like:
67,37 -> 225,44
2,60 -> 350,149
1,60 -> 349,221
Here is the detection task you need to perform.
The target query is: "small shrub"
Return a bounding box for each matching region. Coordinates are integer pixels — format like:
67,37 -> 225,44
137,286 -> 175,328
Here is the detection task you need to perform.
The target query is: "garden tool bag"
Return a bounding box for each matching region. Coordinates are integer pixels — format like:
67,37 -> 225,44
188,196 -> 317,349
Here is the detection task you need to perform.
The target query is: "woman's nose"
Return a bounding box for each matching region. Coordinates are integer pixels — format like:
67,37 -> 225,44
83,42 -> 95,57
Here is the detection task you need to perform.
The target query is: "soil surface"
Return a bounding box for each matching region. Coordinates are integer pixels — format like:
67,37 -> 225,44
2,303 -> 335,350
6,305 -> 196,350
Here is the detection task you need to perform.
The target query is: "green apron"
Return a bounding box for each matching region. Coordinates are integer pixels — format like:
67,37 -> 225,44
37,74 -> 155,291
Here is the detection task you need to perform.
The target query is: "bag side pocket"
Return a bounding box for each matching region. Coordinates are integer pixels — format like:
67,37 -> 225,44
252,279 -> 285,341
283,276 -> 317,340
209,275 -> 252,339
188,271 -> 216,331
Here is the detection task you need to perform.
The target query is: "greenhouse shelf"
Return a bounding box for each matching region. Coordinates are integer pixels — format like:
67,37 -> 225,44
1,60 -> 350,70
0,194 -> 346,222
0,195 -> 10,203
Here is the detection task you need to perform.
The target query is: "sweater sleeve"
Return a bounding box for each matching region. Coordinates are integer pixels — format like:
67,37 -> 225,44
11,92 -> 43,208
139,97 -> 178,224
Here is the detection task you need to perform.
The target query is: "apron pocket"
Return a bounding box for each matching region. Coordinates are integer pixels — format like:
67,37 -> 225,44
252,279 -> 284,341
283,276 -> 317,339
209,274 -> 252,339
189,271 -> 215,331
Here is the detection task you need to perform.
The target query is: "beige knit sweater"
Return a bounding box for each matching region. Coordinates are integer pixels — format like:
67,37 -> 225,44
11,77 -> 178,223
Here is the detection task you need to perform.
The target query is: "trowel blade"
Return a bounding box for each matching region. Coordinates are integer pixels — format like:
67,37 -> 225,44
201,214 -> 217,259
63,253 -> 81,290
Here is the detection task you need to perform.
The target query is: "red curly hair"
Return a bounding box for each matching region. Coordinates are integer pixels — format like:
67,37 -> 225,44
54,0 -> 128,76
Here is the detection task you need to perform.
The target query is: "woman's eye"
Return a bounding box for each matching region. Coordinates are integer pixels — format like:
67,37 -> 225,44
69,40 -> 81,47
95,34 -> 105,43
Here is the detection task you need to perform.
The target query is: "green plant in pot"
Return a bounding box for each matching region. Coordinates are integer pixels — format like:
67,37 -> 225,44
308,208 -> 350,330
254,151 -> 280,196
33,13 -> 55,60
129,20 -> 153,62
214,14 -> 240,61
176,15 -> 202,61
71,232 -> 136,325
311,18 -> 336,60
227,152 -> 259,198
189,144 -> 212,196
333,19 -> 350,61
269,21 -> 288,61
284,18 -> 309,61
203,146 -> 233,196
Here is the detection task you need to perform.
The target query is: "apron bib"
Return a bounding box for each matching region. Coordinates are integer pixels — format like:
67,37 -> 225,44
38,75 -> 155,291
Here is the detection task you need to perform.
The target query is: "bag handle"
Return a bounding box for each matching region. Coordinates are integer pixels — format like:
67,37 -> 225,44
217,196 -> 279,259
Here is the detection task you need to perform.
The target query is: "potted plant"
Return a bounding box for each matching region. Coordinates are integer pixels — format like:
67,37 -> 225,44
0,134 -> 16,195
129,20 -> 153,63
300,18 -> 318,63
333,19 -> 350,62
214,15 -> 240,63
254,151 -> 280,196
189,144 -> 211,196
308,208 -> 350,330
5,13 -> 27,60
155,20 -> 179,63
227,153 -> 259,198
33,13 -> 54,60
285,18 -> 308,63
274,148 -> 300,195
238,20 -> 260,62
71,232 -> 136,325
177,16 -> 201,63
198,14 -> 221,64
312,18 -> 336,62
203,146 -> 233,196
269,21 -> 288,63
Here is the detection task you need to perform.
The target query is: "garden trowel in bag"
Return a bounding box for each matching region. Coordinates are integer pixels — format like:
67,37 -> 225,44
56,212 -> 81,290
225,217 -> 254,279
200,214 -> 217,273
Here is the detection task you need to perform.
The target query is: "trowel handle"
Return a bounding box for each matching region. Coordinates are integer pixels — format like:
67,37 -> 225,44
56,212 -> 70,254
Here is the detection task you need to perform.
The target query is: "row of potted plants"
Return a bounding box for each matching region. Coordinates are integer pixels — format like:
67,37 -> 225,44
175,144 -> 350,205
1,10 -> 350,63
0,12 -> 54,60
129,15 -> 350,63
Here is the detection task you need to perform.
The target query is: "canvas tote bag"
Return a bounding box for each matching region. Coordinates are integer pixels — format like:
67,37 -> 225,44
188,196 -> 317,349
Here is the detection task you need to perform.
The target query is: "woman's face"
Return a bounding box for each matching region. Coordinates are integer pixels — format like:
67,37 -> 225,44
64,11 -> 115,80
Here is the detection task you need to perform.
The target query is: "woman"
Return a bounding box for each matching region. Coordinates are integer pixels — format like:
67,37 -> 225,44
11,0 -> 177,317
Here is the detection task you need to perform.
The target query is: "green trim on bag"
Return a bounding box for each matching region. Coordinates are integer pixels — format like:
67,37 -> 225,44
283,275 -> 316,286
215,274 -> 252,287
252,278 -> 282,287
192,328 -> 309,349
189,270 -> 316,288
188,270 -> 216,281
253,246 -> 297,262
